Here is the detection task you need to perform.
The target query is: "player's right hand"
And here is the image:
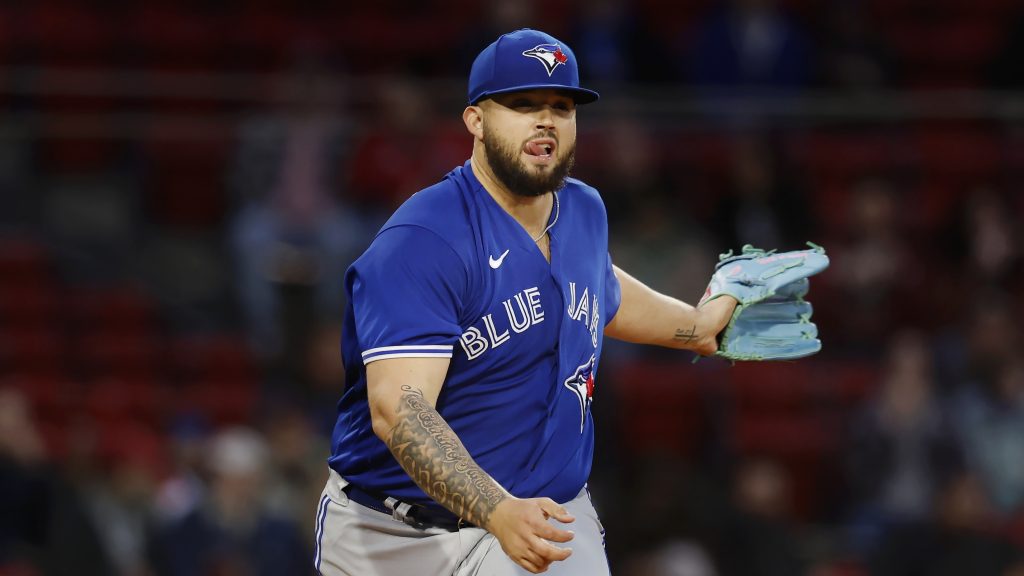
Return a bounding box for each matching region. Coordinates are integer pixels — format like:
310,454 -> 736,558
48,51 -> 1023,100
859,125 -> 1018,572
485,496 -> 575,574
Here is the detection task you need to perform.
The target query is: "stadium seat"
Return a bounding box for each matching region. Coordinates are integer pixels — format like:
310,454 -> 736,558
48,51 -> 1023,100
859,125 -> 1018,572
0,239 -> 52,283
179,380 -> 258,427
84,377 -> 168,424
68,285 -> 157,332
75,329 -> 163,379
609,360 -> 716,459
168,334 -> 256,382
0,327 -> 65,375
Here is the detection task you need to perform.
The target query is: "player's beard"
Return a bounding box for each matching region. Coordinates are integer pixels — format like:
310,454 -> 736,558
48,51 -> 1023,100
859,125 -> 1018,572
483,128 -> 575,198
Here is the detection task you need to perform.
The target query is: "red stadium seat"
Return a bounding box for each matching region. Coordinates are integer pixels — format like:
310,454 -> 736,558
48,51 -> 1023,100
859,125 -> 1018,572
819,361 -> 881,408
0,239 -> 53,283
609,360 -> 715,459
0,284 -> 61,327
75,330 -> 163,379
22,2 -> 114,68
0,327 -> 65,375
68,285 -> 157,332
142,134 -> 230,229
123,5 -> 223,72
95,418 -> 170,480
168,334 -> 256,381
1,373 -> 77,416
84,377 -> 169,424
179,380 -> 258,427
727,362 -> 817,411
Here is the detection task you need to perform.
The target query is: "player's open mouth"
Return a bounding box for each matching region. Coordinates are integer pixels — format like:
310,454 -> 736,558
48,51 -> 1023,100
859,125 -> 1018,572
523,138 -> 556,163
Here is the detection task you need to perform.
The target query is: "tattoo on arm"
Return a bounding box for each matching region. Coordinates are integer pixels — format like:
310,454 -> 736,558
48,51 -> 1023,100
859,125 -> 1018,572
385,385 -> 507,527
674,324 -> 698,344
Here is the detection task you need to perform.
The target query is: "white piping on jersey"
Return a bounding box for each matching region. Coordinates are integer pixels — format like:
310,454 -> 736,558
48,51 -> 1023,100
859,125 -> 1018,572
363,352 -> 454,364
361,344 -> 454,358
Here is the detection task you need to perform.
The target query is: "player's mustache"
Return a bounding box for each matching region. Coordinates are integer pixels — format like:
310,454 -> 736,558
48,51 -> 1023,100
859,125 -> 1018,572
524,131 -> 558,146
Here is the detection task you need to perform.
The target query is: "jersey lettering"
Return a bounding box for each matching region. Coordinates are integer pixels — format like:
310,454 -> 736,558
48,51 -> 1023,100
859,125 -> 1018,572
504,295 -> 532,333
482,313 -> 511,347
459,326 -> 488,360
567,282 -> 601,348
460,286 -> 545,360
525,287 -> 544,324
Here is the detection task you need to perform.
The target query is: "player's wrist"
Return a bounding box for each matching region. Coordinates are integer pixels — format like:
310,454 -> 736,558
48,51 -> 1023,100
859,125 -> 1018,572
483,494 -> 516,532
699,295 -> 737,328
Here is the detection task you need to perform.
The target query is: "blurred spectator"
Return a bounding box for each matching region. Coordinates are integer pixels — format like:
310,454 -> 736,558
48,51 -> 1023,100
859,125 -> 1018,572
621,540 -> 719,576
954,189 -> 1021,287
590,116 -> 668,229
831,177 -> 920,352
870,472 -> 1022,576
684,0 -> 814,90
715,457 -> 806,576
0,387 -> 113,575
844,330 -> 963,552
818,0 -> 895,91
347,78 -> 467,210
608,456 -> 730,574
988,10 -> 1024,89
455,0 -> 536,74
148,427 -> 308,576
261,405 -> 329,550
952,358 -> 1024,516
228,57 -> 369,359
713,132 -> 813,251
963,298 -> 1021,394
302,322 -> 346,434
83,423 -> 166,576
569,0 -> 674,84
599,117 -> 717,301
153,413 -> 211,525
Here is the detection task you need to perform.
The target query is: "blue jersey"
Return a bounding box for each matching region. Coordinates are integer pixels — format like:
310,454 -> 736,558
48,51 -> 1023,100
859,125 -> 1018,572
328,160 -> 621,512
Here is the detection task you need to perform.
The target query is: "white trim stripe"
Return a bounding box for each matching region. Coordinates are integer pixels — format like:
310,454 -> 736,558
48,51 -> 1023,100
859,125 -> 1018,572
314,494 -> 331,574
363,352 -> 453,364
362,344 -> 453,358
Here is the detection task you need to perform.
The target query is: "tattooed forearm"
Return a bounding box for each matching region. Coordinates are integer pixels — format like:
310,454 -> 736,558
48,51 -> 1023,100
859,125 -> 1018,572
385,385 -> 507,527
673,324 -> 698,344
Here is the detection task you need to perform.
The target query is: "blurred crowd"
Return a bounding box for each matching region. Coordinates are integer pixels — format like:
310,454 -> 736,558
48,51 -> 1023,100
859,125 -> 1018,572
2,0 -> 1024,575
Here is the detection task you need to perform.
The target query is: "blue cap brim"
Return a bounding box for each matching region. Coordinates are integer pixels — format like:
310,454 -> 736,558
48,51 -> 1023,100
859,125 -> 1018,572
470,84 -> 600,105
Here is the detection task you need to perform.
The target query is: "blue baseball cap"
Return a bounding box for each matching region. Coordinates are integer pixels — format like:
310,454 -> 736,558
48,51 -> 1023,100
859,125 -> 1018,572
468,28 -> 600,106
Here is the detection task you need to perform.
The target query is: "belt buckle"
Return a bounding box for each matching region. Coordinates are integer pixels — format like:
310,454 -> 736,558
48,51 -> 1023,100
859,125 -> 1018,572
384,497 -> 421,527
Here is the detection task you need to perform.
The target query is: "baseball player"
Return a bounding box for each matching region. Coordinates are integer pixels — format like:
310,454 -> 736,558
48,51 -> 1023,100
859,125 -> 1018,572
314,28 -> 803,575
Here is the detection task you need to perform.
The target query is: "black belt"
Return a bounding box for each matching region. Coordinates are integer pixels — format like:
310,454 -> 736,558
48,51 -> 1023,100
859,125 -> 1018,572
342,483 -> 475,532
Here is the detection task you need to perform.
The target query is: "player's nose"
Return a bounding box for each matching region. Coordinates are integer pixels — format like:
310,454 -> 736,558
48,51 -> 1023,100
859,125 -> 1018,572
534,106 -> 556,130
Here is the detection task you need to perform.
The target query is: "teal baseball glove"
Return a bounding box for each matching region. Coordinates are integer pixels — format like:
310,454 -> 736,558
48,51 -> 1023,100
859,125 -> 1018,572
699,243 -> 829,361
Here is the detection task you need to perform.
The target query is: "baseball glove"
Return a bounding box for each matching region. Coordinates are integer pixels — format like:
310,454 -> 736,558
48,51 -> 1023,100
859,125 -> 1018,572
700,243 -> 829,361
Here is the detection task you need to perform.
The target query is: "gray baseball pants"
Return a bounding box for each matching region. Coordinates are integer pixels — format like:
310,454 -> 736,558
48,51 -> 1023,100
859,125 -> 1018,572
314,469 -> 610,575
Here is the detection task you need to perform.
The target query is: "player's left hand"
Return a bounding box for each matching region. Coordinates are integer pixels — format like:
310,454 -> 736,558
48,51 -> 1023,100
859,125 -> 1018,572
692,295 -> 739,356
701,243 -> 829,361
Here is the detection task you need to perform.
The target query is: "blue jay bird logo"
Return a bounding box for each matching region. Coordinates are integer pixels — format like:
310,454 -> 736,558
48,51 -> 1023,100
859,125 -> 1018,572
522,43 -> 569,76
564,354 -> 596,433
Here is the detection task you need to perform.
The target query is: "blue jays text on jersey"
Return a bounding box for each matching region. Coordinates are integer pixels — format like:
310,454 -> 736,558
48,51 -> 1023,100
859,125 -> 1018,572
329,160 -> 621,514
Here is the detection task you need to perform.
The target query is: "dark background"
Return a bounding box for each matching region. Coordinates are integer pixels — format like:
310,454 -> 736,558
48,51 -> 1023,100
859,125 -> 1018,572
2,0 -> 1024,575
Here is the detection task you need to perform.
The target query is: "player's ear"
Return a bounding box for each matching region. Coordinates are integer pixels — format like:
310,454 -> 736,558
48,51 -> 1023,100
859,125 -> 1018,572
463,105 -> 484,140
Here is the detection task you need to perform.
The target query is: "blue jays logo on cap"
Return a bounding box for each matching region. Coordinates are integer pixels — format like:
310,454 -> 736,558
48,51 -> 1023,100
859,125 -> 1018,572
522,44 -> 569,76
467,28 -> 600,105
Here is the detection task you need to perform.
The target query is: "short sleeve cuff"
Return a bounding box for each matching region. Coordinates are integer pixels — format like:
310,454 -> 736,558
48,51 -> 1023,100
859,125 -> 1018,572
361,344 -> 455,364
